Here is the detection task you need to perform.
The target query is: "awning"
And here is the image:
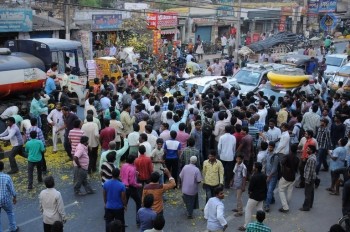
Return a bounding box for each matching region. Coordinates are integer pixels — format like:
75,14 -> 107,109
161,29 -> 179,35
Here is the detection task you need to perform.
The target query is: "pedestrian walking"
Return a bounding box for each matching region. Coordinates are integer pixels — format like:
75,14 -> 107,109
179,156 -> 203,219
25,131 -> 44,190
136,194 -> 157,232
39,176 -> 66,232
232,154 -> 247,217
204,185 -> 228,232
73,136 -> 95,196
246,210 -> 271,232
47,103 -> 65,154
103,168 -> 127,232
0,161 -> 18,231
300,145 -> 317,211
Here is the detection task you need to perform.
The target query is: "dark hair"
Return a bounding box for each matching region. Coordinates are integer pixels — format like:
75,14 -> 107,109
73,119 -> 81,128
329,224 -> 346,232
150,171 -> 160,182
106,151 -> 116,162
44,176 -> 55,188
139,145 -> 146,154
187,137 -> 195,147
170,130 -> 177,139
340,137 -> 348,147
6,117 -> 15,124
268,141 -> 276,147
241,126 -> 249,133
104,119 -> 110,127
254,162 -> 263,172
256,210 -> 266,223
80,136 -> 89,144
140,133 -> 148,142
133,124 -> 140,131
86,114 -> 93,122
0,161 -> 3,171
156,138 -> 164,144
30,117 -> 37,126
107,220 -> 123,232
209,150 -> 217,157
214,185 -> 224,195
225,125 -> 232,133
112,168 -> 120,179
308,144 -> 317,153
30,130 -> 37,139
143,194 -> 154,208
126,155 -> 136,164
178,123 -> 186,131
260,141 -> 268,151
306,130 -> 313,138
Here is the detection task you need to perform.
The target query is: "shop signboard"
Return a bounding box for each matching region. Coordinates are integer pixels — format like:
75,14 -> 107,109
0,8 -> 32,32
152,30 -> 161,54
217,0 -> 234,17
307,0 -> 319,15
147,12 -> 178,29
318,0 -> 337,13
91,14 -> 122,30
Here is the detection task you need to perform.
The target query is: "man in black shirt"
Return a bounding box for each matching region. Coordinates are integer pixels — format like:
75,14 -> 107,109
239,162 -> 267,231
60,106 -> 79,160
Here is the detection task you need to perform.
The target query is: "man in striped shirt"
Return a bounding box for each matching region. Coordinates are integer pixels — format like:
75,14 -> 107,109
68,120 -> 84,160
26,118 -> 48,174
101,152 -> 116,184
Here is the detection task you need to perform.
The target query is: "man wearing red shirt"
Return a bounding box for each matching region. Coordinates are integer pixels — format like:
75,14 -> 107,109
100,119 -> 116,152
233,124 -> 244,149
135,145 -> 153,186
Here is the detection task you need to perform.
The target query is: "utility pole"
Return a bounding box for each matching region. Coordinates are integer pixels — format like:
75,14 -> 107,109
65,0 -> 71,40
234,0 -> 241,56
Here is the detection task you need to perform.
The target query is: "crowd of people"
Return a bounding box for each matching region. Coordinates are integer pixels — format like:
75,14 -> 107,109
0,43 -> 350,232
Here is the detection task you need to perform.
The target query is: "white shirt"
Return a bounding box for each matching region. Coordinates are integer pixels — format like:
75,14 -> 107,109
218,133 -> 236,161
47,109 -> 64,128
221,36 -> 227,46
257,150 -> 267,163
20,119 -> 31,133
146,133 -> 157,150
140,141 -> 152,157
0,106 -> 19,120
275,131 -> 290,155
221,81 -> 232,90
257,108 -> 267,124
109,46 -> 116,56
39,188 -> 66,225
127,131 -> 140,146
267,127 -> 281,143
228,37 -> 235,46
81,122 -> 100,147
100,97 -> 111,111
204,197 -> 227,231
186,54 -> 194,63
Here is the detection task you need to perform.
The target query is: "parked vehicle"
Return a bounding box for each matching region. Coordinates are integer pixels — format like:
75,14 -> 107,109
5,38 -> 87,105
323,54 -> 348,81
229,63 -> 287,95
327,63 -> 350,96
94,56 -> 122,80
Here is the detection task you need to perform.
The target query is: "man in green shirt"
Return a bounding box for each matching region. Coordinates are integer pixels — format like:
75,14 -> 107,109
25,131 -> 45,190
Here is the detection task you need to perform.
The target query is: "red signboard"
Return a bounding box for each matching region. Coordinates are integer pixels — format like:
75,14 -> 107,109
147,12 -> 178,29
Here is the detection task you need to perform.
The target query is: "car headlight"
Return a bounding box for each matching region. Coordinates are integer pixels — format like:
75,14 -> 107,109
325,72 -> 335,76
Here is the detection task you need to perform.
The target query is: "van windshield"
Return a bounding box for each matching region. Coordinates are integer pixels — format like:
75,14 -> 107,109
234,70 -> 261,86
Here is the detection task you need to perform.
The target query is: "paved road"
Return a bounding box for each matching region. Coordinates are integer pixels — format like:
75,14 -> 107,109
2,151 -> 343,232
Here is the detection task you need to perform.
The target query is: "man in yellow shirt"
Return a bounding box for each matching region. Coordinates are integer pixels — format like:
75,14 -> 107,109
277,102 -> 288,127
202,150 -> 224,202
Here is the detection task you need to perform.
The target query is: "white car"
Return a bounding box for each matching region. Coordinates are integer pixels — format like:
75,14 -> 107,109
180,76 -> 240,94
323,54 -> 348,81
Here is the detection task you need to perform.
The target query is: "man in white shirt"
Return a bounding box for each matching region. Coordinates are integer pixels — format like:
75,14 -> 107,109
221,34 -> 227,55
204,186 -> 228,231
218,125 -> 236,188
275,123 -> 290,155
257,101 -> 267,125
219,77 -> 232,90
211,59 -> 224,76
100,92 -> 111,112
0,106 -> 19,120
267,119 -> 281,144
139,133 -> 152,157
228,35 -> 235,57
81,114 -> 100,173
186,53 -> 194,63
47,103 -> 65,153
127,124 -> 140,155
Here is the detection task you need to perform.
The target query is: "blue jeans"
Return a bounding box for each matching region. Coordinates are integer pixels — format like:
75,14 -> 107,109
316,148 -> 329,174
0,201 -> 17,232
265,176 -> 278,208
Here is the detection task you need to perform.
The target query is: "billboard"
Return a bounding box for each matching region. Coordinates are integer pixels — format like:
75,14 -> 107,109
308,0 -> 319,15
318,0 -> 337,12
147,12 -> 178,29
217,0 -> 234,17
91,14 -> 122,30
0,9 -> 32,32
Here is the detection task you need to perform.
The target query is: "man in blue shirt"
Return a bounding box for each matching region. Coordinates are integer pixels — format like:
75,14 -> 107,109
44,75 -> 57,96
103,168 -> 126,232
164,131 -> 181,185
305,57 -> 317,75
137,194 -> 156,231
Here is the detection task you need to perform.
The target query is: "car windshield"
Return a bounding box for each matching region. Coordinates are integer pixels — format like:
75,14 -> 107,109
338,66 -> 350,75
326,57 -> 343,67
235,70 -> 261,86
184,83 -> 204,93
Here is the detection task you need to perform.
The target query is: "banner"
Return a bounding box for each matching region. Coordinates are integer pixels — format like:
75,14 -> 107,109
0,9 -> 32,32
217,0 -> 234,17
318,0 -> 337,12
91,14 -> 122,30
147,12 -> 178,29
152,30 -> 161,55
320,13 -> 338,31
308,0 -> 319,15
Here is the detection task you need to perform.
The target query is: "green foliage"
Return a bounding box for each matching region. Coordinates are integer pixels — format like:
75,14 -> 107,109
79,0 -> 99,7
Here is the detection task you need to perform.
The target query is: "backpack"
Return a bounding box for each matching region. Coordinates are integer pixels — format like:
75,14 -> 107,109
202,117 -> 214,138
271,153 -> 282,180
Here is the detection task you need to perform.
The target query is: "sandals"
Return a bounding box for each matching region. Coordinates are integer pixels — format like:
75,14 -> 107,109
238,226 -> 246,231
330,192 -> 339,195
326,188 -> 334,192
